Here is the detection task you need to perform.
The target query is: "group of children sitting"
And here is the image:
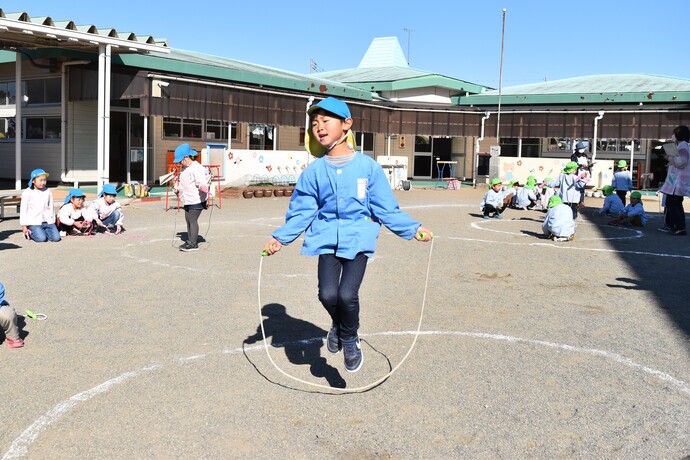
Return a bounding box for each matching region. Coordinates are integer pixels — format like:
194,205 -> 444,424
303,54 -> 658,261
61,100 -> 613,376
20,168 -> 124,242
480,160 -> 647,242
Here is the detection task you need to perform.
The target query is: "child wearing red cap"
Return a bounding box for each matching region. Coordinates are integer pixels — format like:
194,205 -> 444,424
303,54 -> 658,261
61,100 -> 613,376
262,97 -> 432,374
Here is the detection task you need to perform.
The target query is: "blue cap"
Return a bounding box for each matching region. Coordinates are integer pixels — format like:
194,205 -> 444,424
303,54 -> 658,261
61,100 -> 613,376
63,188 -> 86,204
99,183 -> 117,197
575,142 -> 587,150
173,143 -> 198,163
0,282 -> 8,306
307,97 -> 352,119
28,168 -> 49,187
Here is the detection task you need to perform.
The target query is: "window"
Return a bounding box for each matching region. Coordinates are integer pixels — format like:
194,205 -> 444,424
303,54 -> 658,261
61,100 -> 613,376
164,117 -> 236,141
0,82 -> 17,105
26,78 -> 60,105
23,117 -> 60,140
299,127 -> 305,146
249,124 -> 274,150
354,132 -> 374,152
205,120 -> 237,141
0,118 -> 15,139
415,136 -> 432,153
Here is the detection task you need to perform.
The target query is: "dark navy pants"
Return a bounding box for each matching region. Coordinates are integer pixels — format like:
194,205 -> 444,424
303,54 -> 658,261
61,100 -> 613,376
317,252 -> 368,341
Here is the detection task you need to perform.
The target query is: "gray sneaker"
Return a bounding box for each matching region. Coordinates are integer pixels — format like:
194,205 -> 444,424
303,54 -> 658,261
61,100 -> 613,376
342,336 -> 363,373
326,325 -> 341,354
179,241 -> 199,252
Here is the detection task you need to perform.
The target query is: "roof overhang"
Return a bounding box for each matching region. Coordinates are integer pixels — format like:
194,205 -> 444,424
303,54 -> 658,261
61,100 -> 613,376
0,14 -> 169,54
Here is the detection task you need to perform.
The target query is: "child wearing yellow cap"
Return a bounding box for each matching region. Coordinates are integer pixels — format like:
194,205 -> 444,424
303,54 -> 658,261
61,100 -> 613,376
262,97 -> 432,374
609,191 -> 647,227
598,185 -> 625,217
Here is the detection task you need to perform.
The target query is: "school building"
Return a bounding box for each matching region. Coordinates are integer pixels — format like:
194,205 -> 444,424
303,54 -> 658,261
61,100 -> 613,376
1,9 -> 689,190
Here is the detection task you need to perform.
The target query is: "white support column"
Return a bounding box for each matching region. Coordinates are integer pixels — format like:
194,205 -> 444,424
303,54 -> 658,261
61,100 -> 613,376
97,46 -> 105,189
143,115 -> 148,185
15,53 -> 22,190
104,45 -> 112,183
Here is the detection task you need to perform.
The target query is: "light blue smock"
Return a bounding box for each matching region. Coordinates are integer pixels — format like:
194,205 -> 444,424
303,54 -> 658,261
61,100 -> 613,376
542,203 -> 576,237
549,173 -> 587,204
272,153 -> 420,259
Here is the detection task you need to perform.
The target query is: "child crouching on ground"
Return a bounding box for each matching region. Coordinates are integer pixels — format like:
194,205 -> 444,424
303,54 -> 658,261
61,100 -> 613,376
481,178 -> 511,218
542,195 -> 576,242
598,185 -> 625,217
57,188 -> 93,236
0,282 -> 23,348
609,191 -> 647,227
86,184 -> 124,234
512,181 -> 538,210
20,168 -> 61,242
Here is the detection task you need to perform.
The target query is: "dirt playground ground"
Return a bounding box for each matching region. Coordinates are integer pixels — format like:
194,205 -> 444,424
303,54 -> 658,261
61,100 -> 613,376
0,187 -> 688,459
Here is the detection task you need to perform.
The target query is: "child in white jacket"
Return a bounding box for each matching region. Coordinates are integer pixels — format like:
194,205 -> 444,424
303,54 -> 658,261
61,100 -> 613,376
86,184 -> 124,234
20,168 -> 61,242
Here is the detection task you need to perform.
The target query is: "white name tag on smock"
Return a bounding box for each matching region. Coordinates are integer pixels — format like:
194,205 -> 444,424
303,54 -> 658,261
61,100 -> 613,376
357,178 -> 368,199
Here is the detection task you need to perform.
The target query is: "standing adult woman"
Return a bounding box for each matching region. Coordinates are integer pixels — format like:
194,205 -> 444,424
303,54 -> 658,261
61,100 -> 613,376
658,125 -> 690,236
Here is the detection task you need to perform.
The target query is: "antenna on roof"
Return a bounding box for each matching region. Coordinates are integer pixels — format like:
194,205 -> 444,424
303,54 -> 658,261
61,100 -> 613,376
310,59 -> 324,74
403,28 -> 413,66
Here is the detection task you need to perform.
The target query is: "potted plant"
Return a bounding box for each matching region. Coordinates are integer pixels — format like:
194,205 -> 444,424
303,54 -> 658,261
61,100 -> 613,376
253,189 -> 264,198
274,189 -> 284,197
264,189 -> 273,198
242,189 -> 254,199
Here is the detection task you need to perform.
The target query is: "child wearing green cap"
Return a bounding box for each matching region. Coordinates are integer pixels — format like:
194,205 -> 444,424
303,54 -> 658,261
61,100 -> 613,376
20,168 -> 61,242
262,97 -> 432,374
612,160 -> 633,206
608,191 -> 647,227
598,185 -> 625,217
542,195 -> 576,241
538,177 -> 555,211
548,161 -> 588,219
480,178 -> 511,218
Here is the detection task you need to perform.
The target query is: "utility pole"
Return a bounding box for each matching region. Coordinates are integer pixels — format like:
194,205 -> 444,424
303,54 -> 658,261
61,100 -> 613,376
496,8 -> 506,144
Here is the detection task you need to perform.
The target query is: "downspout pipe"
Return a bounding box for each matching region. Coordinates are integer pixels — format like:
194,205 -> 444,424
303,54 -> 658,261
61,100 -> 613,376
61,60 -> 90,186
591,111 -> 605,163
473,111 -> 491,188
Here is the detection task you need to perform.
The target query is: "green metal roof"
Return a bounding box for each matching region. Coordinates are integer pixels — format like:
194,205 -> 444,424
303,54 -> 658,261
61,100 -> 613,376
313,36 -> 487,95
456,74 -> 690,106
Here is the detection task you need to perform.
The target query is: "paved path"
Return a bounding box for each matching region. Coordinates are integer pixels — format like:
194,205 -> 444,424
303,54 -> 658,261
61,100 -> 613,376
0,188 -> 688,458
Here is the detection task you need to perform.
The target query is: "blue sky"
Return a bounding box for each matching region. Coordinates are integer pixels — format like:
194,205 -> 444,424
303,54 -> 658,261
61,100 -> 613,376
4,1 -> 688,87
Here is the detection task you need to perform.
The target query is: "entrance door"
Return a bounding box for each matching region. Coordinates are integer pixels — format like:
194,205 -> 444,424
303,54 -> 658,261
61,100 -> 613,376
109,111 -> 127,184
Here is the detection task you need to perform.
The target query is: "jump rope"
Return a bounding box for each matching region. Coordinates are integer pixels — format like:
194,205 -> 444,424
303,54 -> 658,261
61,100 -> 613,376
256,232 -> 434,393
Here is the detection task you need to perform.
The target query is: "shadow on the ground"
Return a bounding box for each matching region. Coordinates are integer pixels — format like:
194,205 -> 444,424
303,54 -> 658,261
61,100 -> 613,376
244,303 -> 346,389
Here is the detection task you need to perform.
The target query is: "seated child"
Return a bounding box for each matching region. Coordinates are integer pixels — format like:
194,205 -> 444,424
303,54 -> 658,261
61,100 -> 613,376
480,178 -> 510,218
513,182 -> 538,210
86,184 -> 124,234
598,185 -> 625,217
57,188 -> 93,236
609,191 -> 647,227
0,282 -> 23,348
542,195 -> 576,242
20,168 -> 61,242
539,177 -> 554,211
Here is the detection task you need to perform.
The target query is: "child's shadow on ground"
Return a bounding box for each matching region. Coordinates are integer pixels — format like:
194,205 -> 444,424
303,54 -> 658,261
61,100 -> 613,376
0,229 -> 22,250
175,232 -> 207,243
244,303 -> 346,389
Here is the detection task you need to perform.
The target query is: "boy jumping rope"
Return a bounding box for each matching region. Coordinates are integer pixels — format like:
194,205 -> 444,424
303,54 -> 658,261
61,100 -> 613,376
263,97 -> 432,373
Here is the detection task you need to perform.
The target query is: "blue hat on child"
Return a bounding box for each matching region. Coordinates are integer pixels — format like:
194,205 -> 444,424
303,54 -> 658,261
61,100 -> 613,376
99,183 -> 117,197
305,98 -> 356,157
173,143 -> 198,164
63,188 -> 86,204
28,168 -> 49,187
0,282 -> 8,306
